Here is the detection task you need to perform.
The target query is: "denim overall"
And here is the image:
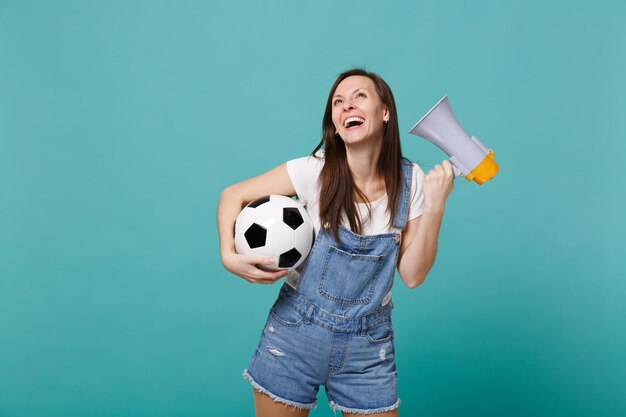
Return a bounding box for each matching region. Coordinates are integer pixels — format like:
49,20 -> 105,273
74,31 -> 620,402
243,159 -> 413,414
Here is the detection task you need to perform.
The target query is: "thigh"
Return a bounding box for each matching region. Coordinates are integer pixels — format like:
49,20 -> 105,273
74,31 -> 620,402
253,389 -> 312,417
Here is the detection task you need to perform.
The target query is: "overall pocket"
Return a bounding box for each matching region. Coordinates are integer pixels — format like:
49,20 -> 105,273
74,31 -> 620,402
270,300 -> 304,327
318,246 -> 385,304
365,323 -> 394,344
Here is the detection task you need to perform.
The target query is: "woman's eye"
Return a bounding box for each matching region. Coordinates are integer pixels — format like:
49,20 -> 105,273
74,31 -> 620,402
333,93 -> 364,105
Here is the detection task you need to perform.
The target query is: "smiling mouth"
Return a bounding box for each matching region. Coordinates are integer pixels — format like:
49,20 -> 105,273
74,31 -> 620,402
344,117 -> 365,130
346,123 -> 363,130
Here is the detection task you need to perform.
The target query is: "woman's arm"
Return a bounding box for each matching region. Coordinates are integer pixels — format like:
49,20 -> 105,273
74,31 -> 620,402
397,160 -> 454,288
217,163 -> 297,284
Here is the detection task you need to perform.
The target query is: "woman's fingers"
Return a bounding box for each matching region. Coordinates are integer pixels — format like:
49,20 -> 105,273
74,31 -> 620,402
240,255 -> 288,284
427,162 -> 453,179
223,251 -> 289,284
244,255 -> 275,266
254,269 -> 289,284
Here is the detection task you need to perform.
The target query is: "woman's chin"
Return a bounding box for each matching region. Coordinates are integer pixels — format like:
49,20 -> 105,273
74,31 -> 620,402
343,134 -> 374,147
341,130 -> 366,141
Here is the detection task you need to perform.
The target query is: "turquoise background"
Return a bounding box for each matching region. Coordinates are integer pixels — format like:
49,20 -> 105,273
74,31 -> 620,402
1,0 -> 625,416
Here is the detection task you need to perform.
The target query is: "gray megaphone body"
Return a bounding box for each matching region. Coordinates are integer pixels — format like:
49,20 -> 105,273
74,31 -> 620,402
408,95 -> 499,185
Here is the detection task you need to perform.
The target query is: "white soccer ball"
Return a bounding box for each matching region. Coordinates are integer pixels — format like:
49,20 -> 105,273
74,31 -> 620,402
234,195 -> 315,271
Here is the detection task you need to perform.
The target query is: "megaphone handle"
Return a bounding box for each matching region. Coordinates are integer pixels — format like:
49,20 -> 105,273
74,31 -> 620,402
450,160 -> 462,178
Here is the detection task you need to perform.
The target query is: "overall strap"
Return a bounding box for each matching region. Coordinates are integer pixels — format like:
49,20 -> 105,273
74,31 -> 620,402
392,158 -> 413,230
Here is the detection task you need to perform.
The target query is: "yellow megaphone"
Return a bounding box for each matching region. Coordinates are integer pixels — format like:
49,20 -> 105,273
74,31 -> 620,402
408,95 -> 499,185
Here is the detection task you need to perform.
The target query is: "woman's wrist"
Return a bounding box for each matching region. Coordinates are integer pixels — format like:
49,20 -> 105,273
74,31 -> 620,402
422,204 -> 445,217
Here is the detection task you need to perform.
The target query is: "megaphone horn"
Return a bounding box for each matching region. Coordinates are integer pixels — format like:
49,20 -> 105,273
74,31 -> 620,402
408,95 -> 499,185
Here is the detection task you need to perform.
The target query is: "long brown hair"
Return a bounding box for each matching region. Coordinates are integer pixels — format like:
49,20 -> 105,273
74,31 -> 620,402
311,68 -> 404,242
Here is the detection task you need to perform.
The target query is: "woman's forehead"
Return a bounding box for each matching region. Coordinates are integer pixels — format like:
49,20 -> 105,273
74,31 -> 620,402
334,75 -> 375,95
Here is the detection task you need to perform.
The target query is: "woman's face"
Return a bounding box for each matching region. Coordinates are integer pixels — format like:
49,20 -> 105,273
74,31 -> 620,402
331,75 -> 389,146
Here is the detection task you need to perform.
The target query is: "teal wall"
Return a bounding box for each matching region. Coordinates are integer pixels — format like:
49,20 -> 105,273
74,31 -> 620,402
1,1 -> 625,416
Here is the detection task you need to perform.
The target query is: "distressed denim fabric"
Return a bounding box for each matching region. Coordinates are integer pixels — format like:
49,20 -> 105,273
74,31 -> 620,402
243,159 -> 413,414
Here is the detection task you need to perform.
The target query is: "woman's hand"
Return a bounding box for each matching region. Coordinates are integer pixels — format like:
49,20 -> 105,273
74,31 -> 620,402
221,251 -> 289,284
423,160 -> 455,213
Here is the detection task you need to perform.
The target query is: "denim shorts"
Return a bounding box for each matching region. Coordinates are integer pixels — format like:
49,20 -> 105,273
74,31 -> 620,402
243,284 -> 400,414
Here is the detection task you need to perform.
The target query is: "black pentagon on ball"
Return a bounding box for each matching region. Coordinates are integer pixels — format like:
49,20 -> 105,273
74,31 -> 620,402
247,196 -> 270,208
278,248 -> 302,268
244,223 -> 267,249
283,207 -> 304,230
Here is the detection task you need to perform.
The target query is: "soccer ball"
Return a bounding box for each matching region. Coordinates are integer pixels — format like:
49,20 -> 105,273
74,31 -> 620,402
234,195 -> 315,271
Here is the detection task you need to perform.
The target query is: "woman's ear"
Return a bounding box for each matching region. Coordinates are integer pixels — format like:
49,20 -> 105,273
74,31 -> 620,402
383,107 -> 389,123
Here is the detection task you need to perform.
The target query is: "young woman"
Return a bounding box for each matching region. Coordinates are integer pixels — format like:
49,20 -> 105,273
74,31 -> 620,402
217,68 -> 454,417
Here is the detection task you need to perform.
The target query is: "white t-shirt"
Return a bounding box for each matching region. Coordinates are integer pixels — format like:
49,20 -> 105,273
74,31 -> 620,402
285,150 -> 425,306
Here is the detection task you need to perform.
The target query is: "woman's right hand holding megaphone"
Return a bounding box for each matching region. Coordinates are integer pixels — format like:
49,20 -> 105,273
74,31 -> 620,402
423,160 -> 455,213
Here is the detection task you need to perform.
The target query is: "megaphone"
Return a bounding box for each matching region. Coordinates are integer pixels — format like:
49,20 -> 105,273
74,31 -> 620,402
408,95 -> 499,185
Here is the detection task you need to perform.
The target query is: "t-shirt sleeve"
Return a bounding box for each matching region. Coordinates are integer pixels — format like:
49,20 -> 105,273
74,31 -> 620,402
286,153 -> 323,207
407,163 -> 425,220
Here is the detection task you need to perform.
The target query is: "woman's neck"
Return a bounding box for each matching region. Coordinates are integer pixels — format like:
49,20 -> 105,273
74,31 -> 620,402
345,140 -> 385,199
